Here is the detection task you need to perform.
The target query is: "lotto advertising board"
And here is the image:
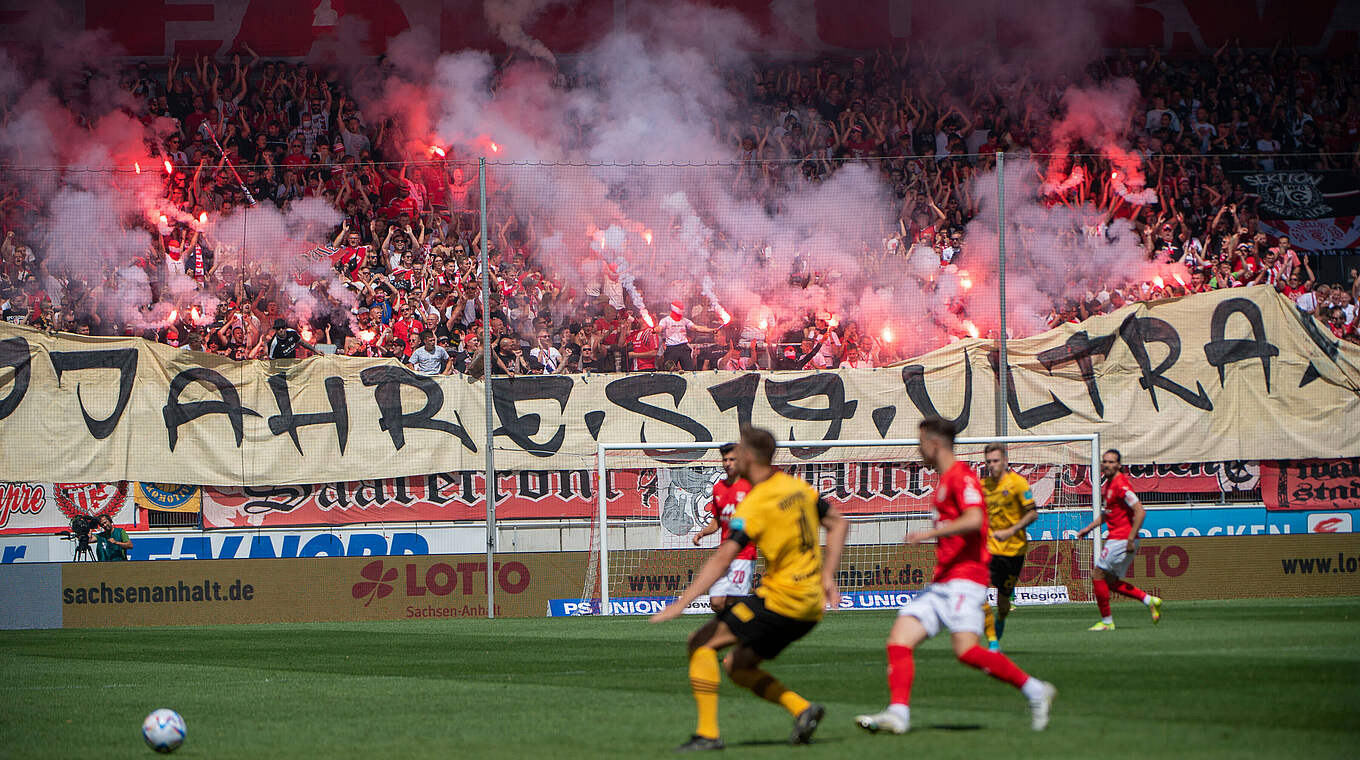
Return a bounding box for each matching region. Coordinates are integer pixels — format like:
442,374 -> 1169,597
2,533 -> 1357,628
48,553 -> 589,628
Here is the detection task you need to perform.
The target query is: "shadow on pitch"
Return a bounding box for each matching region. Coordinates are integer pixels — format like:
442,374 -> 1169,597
921,723 -> 983,731
730,738 -> 845,747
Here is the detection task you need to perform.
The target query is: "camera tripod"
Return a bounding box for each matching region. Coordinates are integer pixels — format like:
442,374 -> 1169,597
70,539 -> 96,562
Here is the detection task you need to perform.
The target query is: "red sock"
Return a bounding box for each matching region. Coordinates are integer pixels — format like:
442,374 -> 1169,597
1092,578 -> 1111,617
958,645 -> 1029,689
887,644 -> 914,705
1111,579 -> 1148,602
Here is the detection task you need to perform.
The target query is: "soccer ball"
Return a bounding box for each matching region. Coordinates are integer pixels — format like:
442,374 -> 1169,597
141,709 -> 186,753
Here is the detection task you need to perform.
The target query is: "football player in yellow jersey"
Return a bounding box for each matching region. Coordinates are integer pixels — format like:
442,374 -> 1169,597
981,444 -> 1038,652
651,426 -> 849,751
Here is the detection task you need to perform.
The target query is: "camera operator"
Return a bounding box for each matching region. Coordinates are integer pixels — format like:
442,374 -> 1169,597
92,514 -> 132,561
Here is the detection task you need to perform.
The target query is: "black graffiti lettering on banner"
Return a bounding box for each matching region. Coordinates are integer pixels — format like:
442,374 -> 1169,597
163,368 -> 261,450
1037,332 -> 1116,417
603,374 -> 712,461
1117,316 -> 1213,411
267,374 -> 350,454
764,373 -> 858,458
234,484 -> 315,515
48,348 -> 139,439
360,366 -> 477,451
490,375 -> 573,456
1203,297 -> 1279,391
0,337 -> 31,422
707,373 -> 761,431
900,350 -> 972,429
988,349 -> 1072,429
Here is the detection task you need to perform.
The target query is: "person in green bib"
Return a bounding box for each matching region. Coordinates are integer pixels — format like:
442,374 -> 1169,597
94,514 -> 133,561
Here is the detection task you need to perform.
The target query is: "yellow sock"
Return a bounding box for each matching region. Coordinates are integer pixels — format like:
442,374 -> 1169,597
689,647 -> 721,739
984,602 -> 998,641
730,668 -> 810,717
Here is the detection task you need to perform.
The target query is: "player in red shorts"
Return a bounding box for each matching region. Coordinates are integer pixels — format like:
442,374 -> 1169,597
855,418 -> 1057,735
1077,449 -> 1163,630
691,443 -> 756,613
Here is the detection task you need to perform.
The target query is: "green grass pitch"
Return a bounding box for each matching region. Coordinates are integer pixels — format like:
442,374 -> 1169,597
2,598 -> 1358,758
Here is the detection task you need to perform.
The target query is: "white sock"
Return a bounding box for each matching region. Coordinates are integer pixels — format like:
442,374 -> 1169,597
1101,615 -> 1113,624
887,703 -> 910,722
1142,596 -> 1154,606
1020,678 -> 1047,700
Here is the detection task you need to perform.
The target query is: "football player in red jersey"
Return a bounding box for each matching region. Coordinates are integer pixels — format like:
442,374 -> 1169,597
855,418 -> 1056,735
691,443 -> 756,613
1077,449 -> 1163,630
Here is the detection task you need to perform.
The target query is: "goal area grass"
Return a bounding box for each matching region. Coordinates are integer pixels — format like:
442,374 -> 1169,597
2,597 -> 1356,759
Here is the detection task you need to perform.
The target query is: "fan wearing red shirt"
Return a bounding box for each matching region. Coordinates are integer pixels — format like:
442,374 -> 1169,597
856,418 -> 1055,736
1077,449 -> 1163,630
690,443 -> 756,612
625,315 -> 659,371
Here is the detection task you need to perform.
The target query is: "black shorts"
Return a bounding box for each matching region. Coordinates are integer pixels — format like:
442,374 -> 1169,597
990,553 -> 1026,599
718,594 -> 817,660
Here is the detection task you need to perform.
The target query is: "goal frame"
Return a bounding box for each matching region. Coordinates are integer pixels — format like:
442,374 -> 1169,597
595,434 -> 1102,615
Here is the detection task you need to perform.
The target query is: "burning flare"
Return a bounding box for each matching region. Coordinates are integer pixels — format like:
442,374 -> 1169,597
959,270 -> 974,290
881,326 -> 894,344
163,160 -> 173,176
430,145 -> 447,158
133,162 -> 141,175
641,310 -> 655,329
490,142 -> 501,153
717,307 -> 731,326
642,229 -> 653,245
198,212 -> 208,226
962,320 -> 980,339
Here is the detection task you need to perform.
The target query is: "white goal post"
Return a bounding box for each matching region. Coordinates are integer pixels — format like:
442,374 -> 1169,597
588,435 -> 1103,616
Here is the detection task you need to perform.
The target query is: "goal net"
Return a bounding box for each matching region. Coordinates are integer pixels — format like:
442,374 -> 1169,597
579,436 -> 1101,616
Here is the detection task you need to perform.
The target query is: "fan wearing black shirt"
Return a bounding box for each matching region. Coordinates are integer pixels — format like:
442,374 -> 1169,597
265,318 -> 319,359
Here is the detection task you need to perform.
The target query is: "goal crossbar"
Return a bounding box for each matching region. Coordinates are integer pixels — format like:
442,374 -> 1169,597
595,434 -> 1102,615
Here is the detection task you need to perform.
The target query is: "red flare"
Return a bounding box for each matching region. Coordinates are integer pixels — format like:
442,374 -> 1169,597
158,214 -> 168,225
758,318 -> 768,331
959,270 -> 973,290
301,326 -> 315,343
358,329 -> 376,343
168,308 -> 178,323
1111,170 -> 1119,180
163,160 -> 173,176
826,314 -> 838,328
642,229 -> 653,245
1173,273 -> 1187,287
717,307 -> 732,326
190,305 -> 203,323
198,212 -> 208,225
881,326 -> 894,344
133,162 -> 141,174
641,310 -> 655,329
490,142 -> 501,153
963,320 -> 980,339
430,145 -> 446,157
1153,275 -> 1165,289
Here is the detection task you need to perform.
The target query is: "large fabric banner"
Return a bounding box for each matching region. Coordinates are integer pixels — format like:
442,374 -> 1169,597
1,287 -> 1358,487
1262,459 -> 1360,511
1237,170 -> 1360,252
200,460 -> 1259,529
0,482 -> 137,535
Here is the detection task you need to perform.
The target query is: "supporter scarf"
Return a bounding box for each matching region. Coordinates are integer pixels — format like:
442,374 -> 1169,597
192,245 -> 205,279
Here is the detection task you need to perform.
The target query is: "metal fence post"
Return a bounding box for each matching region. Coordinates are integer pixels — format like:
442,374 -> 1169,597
996,151 -> 1009,437
480,158 -> 496,619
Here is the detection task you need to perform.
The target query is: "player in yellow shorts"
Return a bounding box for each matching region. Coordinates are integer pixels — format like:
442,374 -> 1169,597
651,426 -> 849,751
981,444 -> 1037,652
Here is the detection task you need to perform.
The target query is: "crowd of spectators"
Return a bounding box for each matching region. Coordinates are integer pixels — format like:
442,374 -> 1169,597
1,40 -> 1357,377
